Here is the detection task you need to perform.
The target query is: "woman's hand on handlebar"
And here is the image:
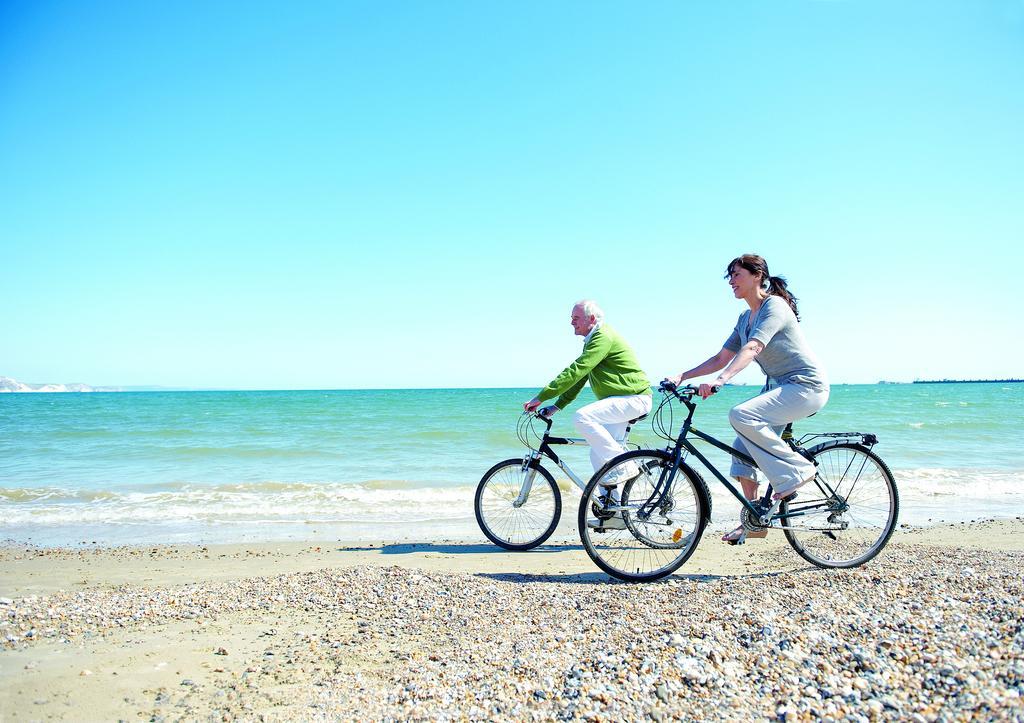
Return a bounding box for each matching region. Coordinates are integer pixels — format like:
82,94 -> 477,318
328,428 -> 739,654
661,376 -> 721,399
696,382 -> 722,400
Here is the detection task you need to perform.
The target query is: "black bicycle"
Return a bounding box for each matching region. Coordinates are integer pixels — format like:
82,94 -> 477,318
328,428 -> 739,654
578,382 -> 899,582
475,411 -> 646,551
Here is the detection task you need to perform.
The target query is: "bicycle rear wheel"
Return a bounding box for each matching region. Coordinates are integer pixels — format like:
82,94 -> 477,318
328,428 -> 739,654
578,450 -> 708,582
781,443 -> 898,568
475,459 -> 561,551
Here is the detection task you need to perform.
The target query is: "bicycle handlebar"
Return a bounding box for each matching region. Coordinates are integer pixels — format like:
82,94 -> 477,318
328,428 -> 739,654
658,381 -> 721,398
523,410 -> 554,428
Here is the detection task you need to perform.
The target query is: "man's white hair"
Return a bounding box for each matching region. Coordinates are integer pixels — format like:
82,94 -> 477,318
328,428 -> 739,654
575,299 -> 605,323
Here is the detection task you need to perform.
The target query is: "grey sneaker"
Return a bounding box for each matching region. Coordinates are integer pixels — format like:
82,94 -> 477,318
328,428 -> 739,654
587,513 -> 627,531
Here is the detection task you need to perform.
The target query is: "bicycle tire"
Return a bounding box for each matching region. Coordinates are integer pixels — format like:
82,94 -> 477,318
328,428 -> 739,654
578,450 -> 709,582
475,458 -> 561,551
781,442 -> 899,568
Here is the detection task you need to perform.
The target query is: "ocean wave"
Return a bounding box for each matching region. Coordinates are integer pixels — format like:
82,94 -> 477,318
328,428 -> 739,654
0,479 -> 453,499
894,468 -> 1024,497
0,482 -> 480,527
0,487 -> 122,503
3,468 -> 1023,539
696,467 -> 1024,520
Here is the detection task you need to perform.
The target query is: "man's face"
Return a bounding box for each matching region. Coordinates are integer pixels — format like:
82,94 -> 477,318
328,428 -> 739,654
570,305 -> 596,336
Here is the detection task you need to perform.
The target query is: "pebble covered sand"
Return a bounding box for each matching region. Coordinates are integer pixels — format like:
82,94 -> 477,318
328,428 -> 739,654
2,537 -> 1024,721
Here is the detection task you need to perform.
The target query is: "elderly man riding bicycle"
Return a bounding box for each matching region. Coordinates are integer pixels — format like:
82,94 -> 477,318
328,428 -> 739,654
523,300 -> 652,526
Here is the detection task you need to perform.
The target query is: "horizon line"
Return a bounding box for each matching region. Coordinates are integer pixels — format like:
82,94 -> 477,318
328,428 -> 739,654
6,380 -> 1014,394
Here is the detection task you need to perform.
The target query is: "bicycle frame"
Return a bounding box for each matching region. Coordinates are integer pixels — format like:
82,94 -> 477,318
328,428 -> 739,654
512,414 -> 639,507
662,394 -> 771,520
642,389 -> 846,527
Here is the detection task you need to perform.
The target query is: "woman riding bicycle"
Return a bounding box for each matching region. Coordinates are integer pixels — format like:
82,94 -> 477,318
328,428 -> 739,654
664,254 -> 829,543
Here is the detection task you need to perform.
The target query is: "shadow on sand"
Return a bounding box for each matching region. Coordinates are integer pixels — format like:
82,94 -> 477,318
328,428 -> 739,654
333,542 -> 815,585
477,566 -> 814,585
335,542 -> 583,555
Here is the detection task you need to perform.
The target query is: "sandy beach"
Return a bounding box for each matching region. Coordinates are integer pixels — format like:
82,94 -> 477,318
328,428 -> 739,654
2,519 -> 1023,721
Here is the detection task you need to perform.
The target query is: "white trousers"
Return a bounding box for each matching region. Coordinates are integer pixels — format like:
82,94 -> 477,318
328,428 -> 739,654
728,383 -> 829,491
573,394 -> 653,472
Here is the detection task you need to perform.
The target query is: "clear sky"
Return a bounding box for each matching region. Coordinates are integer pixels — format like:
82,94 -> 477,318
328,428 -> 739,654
1,1 -> 1020,389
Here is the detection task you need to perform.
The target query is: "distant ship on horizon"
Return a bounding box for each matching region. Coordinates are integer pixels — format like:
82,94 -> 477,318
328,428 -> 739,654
912,378 -> 1023,384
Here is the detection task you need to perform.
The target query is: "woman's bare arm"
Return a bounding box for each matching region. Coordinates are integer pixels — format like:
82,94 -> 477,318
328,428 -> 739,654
713,340 -> 764,386
666,347 -> 736,385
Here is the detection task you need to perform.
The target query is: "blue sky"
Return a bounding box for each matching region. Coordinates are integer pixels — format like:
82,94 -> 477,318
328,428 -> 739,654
1,1 -> 1020,389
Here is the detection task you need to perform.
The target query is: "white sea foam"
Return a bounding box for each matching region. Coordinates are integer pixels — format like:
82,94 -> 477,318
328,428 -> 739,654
0,486 -> 486,546
0,482 -> 478,527
0,482 -> 489,546
896,468 -> 1024,498
696,467 -> 1024,528
2,468 -> 1023,546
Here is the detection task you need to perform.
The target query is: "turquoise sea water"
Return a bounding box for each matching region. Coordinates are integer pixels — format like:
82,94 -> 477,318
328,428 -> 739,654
2,384 -> 1022,546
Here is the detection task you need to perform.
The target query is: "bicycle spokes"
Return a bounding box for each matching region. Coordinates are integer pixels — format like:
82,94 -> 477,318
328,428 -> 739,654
780,444 -> 898,568
580,452 -> 707,582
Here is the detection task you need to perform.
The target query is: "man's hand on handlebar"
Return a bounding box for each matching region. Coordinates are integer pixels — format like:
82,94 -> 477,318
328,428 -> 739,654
660,375 -> 684,392
523,397 -> 558,419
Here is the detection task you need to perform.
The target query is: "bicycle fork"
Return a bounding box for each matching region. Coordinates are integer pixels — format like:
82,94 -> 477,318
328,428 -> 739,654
512,452 -> 541,508
637,449 -> 682,520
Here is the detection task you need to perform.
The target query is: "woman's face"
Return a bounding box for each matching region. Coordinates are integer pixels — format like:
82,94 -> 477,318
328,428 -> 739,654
727,265 -> 763,299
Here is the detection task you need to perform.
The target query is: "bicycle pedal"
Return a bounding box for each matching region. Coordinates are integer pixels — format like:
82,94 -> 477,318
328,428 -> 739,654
728,538 -> 745,546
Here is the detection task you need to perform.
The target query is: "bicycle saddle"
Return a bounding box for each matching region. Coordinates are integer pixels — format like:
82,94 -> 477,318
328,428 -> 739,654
628,413 -> 649,424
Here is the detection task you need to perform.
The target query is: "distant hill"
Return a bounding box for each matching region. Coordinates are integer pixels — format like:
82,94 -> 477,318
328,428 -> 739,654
0,376 -> 122,393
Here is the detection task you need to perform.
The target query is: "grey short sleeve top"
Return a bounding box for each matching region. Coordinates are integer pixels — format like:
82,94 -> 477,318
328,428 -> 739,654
723,296 -> 828,392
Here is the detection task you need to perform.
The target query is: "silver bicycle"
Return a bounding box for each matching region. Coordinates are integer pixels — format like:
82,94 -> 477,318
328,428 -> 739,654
474,411 -> 647,551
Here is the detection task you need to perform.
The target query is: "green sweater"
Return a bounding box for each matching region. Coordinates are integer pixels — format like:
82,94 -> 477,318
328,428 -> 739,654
537,324 -> 652,409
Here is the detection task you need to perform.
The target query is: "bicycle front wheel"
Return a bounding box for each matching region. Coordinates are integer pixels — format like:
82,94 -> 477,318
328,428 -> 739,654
578,450 -> 708,582
475,459 -> 561,551
782,443 -> 898,568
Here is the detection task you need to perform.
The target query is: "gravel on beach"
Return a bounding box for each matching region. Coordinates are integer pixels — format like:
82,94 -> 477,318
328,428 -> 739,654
2,543 -> 1024,721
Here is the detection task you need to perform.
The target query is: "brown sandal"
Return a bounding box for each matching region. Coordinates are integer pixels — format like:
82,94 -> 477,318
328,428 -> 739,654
721,525 -> 768,544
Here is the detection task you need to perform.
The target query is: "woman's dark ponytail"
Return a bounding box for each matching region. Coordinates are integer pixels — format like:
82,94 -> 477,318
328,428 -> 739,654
767,275 -> 799,320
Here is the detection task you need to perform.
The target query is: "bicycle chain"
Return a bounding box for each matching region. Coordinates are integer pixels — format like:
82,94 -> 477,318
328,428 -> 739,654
739,506 -> 770,532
